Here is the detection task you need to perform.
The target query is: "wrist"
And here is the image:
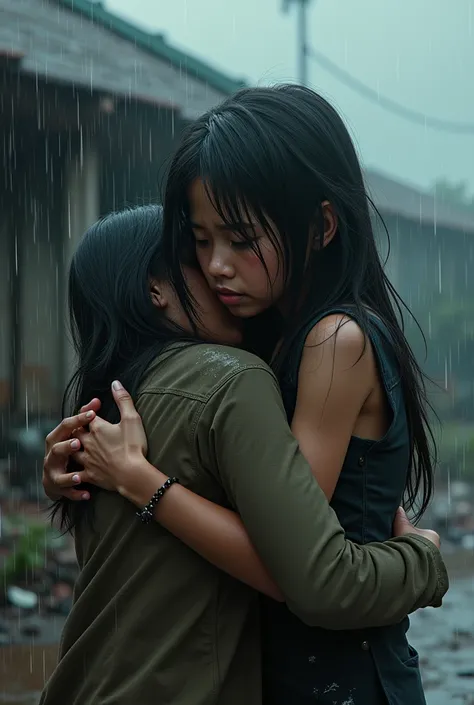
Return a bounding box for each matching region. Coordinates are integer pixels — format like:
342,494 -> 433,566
117,456 -> 168,507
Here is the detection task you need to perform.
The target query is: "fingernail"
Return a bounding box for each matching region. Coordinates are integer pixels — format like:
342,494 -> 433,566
72,474 -> 81,483
81,493 -> 90,500
112,380 -> 123,391
86,410 -> 94,419
71,440 -> 80,450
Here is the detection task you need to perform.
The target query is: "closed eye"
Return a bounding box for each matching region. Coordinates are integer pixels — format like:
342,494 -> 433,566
231,237 -> 260,251
231,240 -> 254,250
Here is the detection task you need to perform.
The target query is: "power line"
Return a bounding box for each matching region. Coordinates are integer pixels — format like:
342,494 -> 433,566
307,46 -> 474,135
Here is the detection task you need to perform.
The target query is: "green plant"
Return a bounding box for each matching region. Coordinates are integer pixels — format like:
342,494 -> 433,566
435,422 -> 474,481
1,522 -> 53,586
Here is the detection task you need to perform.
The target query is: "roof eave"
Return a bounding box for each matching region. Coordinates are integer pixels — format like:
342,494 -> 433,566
54,0 -> 246,96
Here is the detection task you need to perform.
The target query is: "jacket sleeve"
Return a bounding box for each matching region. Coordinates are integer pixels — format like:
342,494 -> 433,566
196,365 -> 449,630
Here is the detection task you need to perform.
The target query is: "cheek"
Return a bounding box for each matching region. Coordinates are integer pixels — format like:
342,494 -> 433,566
245,247 -> 282,290
244,250 -> 264,268
195,248 -> 211,278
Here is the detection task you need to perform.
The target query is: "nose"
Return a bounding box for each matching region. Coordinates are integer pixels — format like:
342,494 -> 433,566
207,245 -> 235,279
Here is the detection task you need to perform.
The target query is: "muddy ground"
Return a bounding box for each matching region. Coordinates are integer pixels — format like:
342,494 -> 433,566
1,550 -> 473,705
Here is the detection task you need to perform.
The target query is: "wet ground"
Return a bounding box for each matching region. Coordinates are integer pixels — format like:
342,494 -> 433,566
411,573 -> 474,704
1,552 -> 473,704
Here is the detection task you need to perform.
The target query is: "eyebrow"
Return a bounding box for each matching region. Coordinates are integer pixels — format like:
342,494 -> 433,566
189,221 -> 256,232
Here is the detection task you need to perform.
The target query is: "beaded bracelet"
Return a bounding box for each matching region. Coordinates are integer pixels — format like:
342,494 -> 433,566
136,477 -> 180,524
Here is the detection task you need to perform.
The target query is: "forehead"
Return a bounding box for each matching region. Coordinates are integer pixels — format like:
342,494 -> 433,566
188,179 -> 262,239
188,178 -> 220,219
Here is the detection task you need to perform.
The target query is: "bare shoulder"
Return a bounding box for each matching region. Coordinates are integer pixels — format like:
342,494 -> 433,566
300,314 -> 377,384
302,314 -> 373,372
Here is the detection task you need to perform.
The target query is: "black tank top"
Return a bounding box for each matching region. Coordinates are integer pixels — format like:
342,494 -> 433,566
260,307 -> 426,705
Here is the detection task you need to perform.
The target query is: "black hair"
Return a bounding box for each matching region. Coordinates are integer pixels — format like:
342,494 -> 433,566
162,84 -> 436,521
52,204 -> 197,533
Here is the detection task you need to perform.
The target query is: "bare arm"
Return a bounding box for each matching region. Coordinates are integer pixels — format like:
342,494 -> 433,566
111,455 -> 283,601
67,395 -> 283,601
44,316 -> 372,600
67,318 -> 372,602
71,377 -> 447,629
291,315 -> 376,499
119,316 -> 374,595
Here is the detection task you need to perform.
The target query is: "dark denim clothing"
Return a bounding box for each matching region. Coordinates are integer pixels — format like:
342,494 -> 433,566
261,307 -> 426,705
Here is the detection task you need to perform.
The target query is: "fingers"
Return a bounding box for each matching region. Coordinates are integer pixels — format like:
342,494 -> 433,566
46,410 -> 96,450
392,508 -> 441,550
418,529 -> 440,550
52,488 -> 91,501
46,466 -> 87,489
46,467 -> 91,499
48,438 -> 81,459
392,506 -> 414,536
43,443 -> 91,501
79,398 -> 102,414
72,451 -> 86,466
111,380 -> 139,421
72,428 -> 88,444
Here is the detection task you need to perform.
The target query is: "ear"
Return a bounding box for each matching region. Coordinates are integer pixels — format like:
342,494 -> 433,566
321,200 -> 338,247
149,279 -> 167,309
313,201 -> 338,250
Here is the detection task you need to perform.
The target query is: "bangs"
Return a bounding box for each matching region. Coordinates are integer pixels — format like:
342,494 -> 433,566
197,118 -> 289,274
163,96 -> 320,324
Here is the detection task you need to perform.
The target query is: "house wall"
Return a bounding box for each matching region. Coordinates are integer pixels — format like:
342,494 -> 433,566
0,214 -> 11,407
0,102 -> 179,416
100,106 -> 181,213
12,129 -> 66,415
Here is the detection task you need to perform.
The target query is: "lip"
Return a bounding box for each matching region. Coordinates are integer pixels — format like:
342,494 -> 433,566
215,288 -> 245,306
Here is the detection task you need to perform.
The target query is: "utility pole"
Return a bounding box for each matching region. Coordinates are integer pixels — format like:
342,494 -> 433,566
282,0 -> 312,86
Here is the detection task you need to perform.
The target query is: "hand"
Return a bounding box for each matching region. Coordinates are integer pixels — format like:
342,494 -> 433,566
393,507 -> 441,551
71,381 -> 148,495
43,398 -> 101,501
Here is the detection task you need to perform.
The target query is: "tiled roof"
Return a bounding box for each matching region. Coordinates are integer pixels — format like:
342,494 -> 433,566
0,0 -> 245,119
1,1 -> 471,232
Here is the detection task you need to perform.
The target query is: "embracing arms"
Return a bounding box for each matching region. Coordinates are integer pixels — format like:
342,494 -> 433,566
44,368 -> 448,630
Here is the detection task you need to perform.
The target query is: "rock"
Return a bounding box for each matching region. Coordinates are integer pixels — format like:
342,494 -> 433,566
6,586 -> 38,610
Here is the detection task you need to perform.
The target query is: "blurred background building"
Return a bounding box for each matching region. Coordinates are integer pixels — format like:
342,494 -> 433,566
1,0 -> 473,422
0,1 -> 473,703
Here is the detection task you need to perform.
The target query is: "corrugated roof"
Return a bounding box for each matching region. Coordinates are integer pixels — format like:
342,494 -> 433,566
0,0 -> 245,119
365,169 -> 474,234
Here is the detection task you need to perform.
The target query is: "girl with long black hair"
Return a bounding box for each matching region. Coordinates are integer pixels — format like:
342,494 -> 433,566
47,86 -> 440,705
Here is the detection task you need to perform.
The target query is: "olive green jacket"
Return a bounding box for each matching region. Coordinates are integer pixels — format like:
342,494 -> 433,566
40,344 -> 448,705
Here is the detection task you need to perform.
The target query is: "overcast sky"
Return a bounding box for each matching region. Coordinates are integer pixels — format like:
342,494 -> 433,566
107,0 -> 473,194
